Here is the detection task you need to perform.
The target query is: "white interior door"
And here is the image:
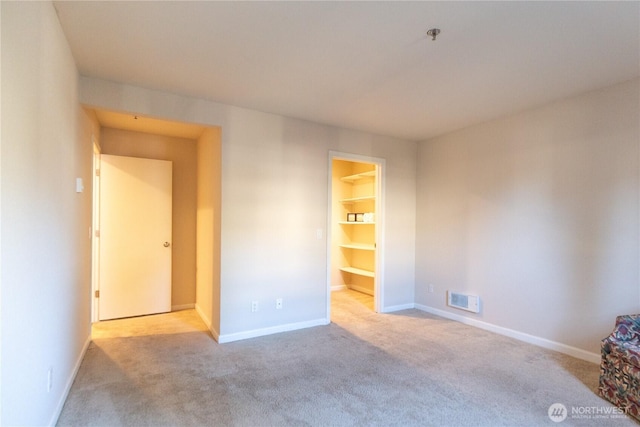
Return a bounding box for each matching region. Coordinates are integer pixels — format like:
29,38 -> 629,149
99,154 -> 173,321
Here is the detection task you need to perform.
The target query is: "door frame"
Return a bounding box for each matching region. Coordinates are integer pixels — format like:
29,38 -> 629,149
326,150 -> 386,319
91,137 -> 101,322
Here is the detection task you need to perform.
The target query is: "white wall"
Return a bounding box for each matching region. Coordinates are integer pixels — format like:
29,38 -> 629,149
416,78 -> 640,358
1,2 -> 93,425
79,77 -> 417,340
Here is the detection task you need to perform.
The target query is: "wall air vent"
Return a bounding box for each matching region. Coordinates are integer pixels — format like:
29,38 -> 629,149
447,291 -> 480,313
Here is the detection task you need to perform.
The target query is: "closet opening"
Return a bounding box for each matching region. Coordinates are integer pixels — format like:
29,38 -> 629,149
327,152 -> 385,320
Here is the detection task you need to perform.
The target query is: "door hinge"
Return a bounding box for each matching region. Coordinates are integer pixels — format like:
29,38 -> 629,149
95,290 -> 100,298
95,168 -> 100,177
95,229 -> 100,238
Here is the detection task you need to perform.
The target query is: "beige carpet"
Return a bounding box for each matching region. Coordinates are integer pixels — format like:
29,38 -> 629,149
57,290 -> 635,426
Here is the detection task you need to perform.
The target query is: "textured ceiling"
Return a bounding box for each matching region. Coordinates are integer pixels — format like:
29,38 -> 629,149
55,1 -> 639,141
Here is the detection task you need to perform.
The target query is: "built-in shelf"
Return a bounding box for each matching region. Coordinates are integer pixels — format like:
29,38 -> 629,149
338,221 -> 375,225
339,195 -> 376,204
339,243 -> 375,251
340,170 -> 376,182
333,161 -> 377,294
339,266 -> 375,278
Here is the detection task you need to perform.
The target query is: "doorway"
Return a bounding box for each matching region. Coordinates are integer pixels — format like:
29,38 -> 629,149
327,151 -> 385,319
88,108 -> 222,336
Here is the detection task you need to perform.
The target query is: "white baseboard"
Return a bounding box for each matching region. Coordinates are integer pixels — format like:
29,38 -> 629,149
194,303 -> 221,342
50,333 -> 92,426
331,285 -> 347,292
194,303 -> 211,329
347,284 -> 373,296
383,303 -> 415,313
218,318 -> 330,344
172,303 -> 195,311
414,304 -> 600,364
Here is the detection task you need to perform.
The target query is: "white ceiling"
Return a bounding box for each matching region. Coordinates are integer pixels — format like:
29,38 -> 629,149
54,1 -> 639,142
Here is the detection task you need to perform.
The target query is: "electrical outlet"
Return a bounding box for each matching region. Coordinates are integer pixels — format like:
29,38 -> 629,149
251,300 -> 259,313
276,298 -> 283,309
47,367 -> 53,392
428,284 -> 434,293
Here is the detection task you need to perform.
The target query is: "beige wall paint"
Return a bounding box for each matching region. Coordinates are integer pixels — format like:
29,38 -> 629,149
100,127 -> 198,308
1,2 -> 93,424
416,78 -> 640,357
330,160 -> 353,289
196,127 -> 222,336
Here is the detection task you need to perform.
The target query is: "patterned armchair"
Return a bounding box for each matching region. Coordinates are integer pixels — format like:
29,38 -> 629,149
599,314 -> 640,422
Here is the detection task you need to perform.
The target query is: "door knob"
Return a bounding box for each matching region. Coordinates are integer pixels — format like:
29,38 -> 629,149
163,242 -> 171,247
